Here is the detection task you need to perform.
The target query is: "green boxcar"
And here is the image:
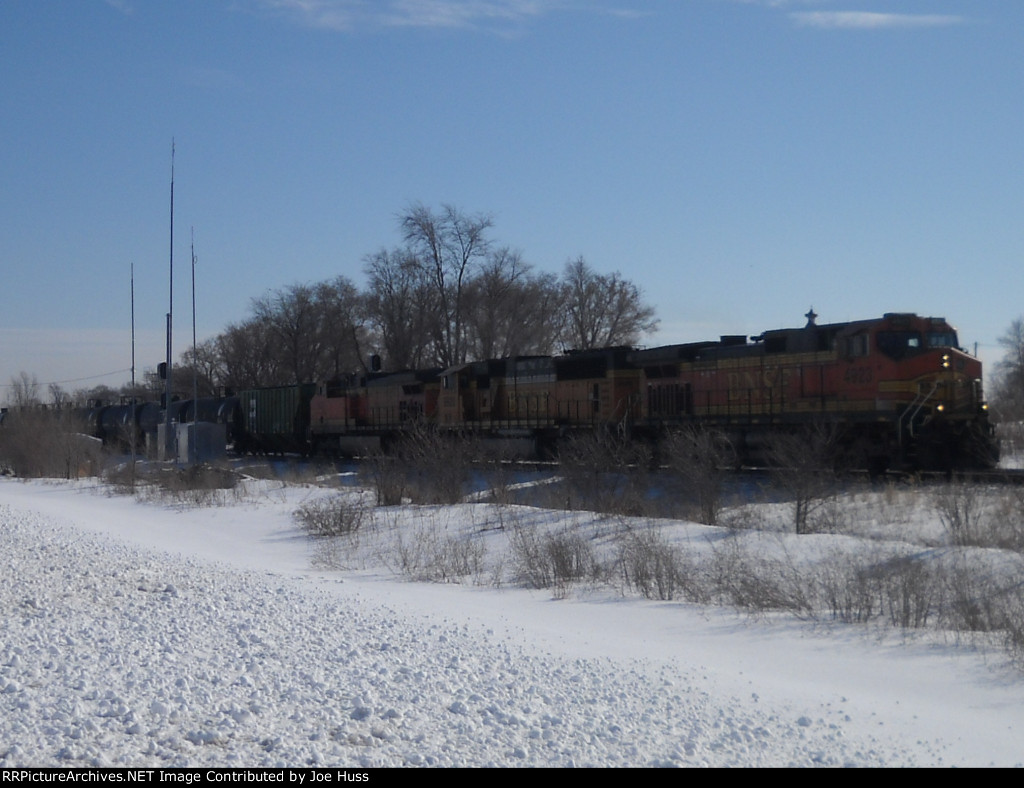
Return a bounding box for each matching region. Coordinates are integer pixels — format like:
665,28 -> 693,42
237,384 -> 316,454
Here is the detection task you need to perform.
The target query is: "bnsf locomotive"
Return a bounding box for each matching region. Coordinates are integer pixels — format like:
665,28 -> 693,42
303,312 -> 996,472
72,312 -> 998,473
630,312 -> 997,473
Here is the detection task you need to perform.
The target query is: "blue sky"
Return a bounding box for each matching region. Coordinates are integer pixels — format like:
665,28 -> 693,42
2,0 -> 1022,399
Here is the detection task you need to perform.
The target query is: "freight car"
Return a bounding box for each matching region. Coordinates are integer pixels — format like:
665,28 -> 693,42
235,384 -> 316,454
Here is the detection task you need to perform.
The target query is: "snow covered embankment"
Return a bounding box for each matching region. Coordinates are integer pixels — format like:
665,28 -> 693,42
1,501 -> 938,767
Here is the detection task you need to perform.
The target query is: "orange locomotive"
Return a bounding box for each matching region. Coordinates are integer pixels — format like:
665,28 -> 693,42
308,312 -> 997,472
632,312 -> 996,472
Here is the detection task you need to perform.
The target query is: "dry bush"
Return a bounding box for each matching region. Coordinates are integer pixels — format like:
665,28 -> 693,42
812,551 -> 882,624
663,426 -> 735,526
707,535 -> 814,617
766,424 -> 844,535
509,523 -> 599,598
558,430 -> 653,516
998,591 -> 1024,667
400,425 -> 474,504
362,452 -> 407,506
385,517 -> 487,584
0,408 -> 102,479
102,462 -> 145,495
981,487 -> 1024,552
616,527 -> 707,602
294,494 -> 366,538
874,553 -> 940,629
938,558 -> 1007,635
133,464 -> 244,508
932,481 -> 986,547
363,424 -> 478,506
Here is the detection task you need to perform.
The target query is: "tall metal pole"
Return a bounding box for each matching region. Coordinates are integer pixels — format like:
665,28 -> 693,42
191,227 -> 198,465
130,262 -> 137,470
164,140 -> 175,460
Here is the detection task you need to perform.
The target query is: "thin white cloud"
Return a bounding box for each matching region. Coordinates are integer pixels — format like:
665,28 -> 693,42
255,0 -> 358,31
381,0 -> 545,29
791,11 -> 965,30
103,0 -> 134,14
254,0 -> 641,33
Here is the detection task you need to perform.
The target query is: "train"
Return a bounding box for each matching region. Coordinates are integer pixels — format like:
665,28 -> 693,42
57,312 -> 1000,473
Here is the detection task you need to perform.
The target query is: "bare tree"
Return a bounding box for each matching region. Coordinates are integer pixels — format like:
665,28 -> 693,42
251,282 -> 325,384
767,423 -> 844,535
245,276 -> 365,385
401,203 -> 493,367
217,319 -> 284,390
73,383 -> 119,406
560,257 -> 658,350
664,426 -> 735,525
173,338 -> 224,398
49,383 -> 70,408
312,276 -> 368,378
363,247 -> 436,370
7,372 -> 40,408
993,317 -> 1024,421
0,407 -> 100,479
463,249 -> 565,359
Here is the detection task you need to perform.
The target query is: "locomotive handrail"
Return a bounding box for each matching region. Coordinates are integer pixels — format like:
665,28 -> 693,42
899,381 -> 939,443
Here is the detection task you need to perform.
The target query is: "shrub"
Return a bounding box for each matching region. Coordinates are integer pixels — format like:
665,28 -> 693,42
362,453 -> 407,506
295,494 -> 366,538
137,464 -> 243,508
386,518 -> 486,584
558,431 -> 652,516
766,424 -> 844,535
813,551 -> 881,624
616,527 -> 705,602
0,408 -> 102,479
874,553 -> 939,629
932,481 -> 985,547
510,523 -> 598,598
663,426 -> 735,526
708,535 -> 814,617
363,424 -> 479,506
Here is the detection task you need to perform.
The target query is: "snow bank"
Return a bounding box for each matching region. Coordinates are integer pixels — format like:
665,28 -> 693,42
2,479 -> 1023,767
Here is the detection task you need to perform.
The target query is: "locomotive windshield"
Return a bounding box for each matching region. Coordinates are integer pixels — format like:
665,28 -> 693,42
877,329 -> 960,359
927,331 -> 958,348
876,331 -> 923,360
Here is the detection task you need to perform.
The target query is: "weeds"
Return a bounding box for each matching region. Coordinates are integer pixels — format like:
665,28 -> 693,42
294,494 -> 366,538
617,527 -> 707,602
933,481 -> 985,547
0,408 -> 102,479
120,463 -> 245,508
383,514 -> 487,584
814,551 -> 880,624
65,449 -> 1024,670
509,522 -> 599,598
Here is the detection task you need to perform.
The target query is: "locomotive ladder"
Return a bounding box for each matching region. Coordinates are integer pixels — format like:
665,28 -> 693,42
898,381 -> 939,445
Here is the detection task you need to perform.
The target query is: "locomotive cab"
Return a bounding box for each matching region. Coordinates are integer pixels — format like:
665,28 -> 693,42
842,314 -> 995,469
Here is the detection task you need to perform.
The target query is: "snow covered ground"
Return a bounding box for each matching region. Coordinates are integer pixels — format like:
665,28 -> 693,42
2,473 -> 1024,768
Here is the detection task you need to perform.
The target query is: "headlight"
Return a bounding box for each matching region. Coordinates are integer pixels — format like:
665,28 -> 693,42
936,403 -> 945,413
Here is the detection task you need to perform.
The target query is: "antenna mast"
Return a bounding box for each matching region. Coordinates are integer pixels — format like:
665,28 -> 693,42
163,140 -> 175,460
130,262 -> 136,394
191,227 -> 198,465
131,262 -> 137,469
